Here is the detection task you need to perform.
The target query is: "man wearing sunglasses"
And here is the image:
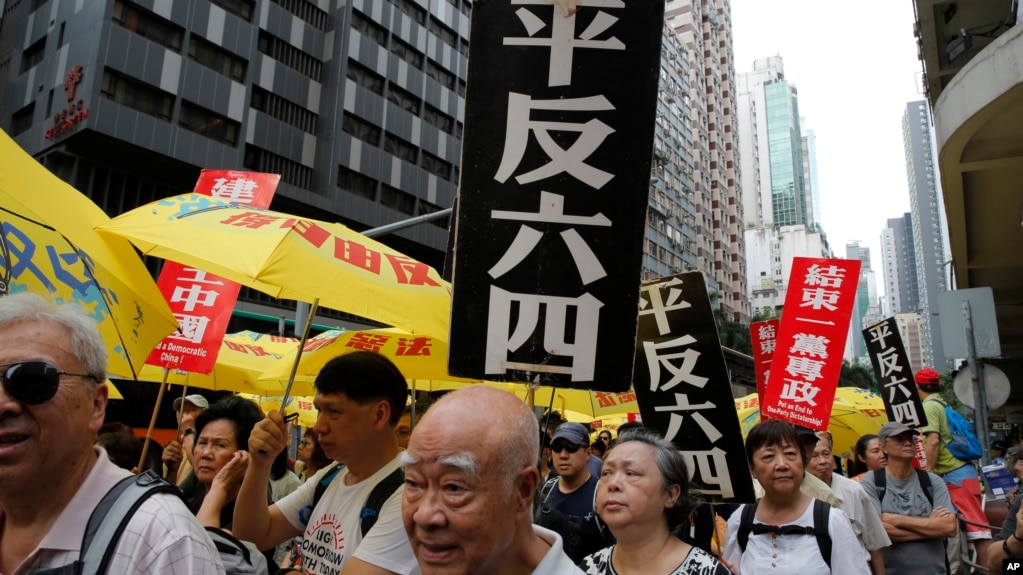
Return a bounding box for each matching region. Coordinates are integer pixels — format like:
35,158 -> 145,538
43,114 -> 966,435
533,422 -> 614,563
0,292 -> 224,574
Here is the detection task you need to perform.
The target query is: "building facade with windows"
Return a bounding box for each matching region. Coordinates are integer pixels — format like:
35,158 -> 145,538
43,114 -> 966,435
0,0 -> 469,328
902,99 -> 948,368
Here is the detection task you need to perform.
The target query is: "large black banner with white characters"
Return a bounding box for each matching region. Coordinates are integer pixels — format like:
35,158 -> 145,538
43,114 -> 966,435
447,0 -> 664,391
863,318 -> 926,428
633,273 -> 755,503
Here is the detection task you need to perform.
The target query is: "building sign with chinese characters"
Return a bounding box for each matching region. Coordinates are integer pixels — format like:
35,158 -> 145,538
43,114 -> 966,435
633,273 -> 755,503
447,0 -> 664,392
750,319 -> 779,404
761,257 -> 861,430
146,171 -> 280,373
863,317 -> 929,468
45,65 -> 89,140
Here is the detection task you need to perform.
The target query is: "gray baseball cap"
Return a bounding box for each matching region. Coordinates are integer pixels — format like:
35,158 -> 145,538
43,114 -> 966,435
878,421 -> 920,443
172,394 -> 209,411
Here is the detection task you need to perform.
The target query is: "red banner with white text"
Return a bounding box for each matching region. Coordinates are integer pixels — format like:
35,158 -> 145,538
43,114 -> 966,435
145,171 -> 280,373
760,257 -> 861,430
750,319 -> 779,404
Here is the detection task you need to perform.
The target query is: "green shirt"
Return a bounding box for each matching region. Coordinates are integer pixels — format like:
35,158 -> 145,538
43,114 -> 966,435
920,396 -> 967,475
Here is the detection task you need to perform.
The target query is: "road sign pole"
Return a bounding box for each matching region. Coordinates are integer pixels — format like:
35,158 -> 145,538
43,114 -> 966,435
963,300 -> 991,466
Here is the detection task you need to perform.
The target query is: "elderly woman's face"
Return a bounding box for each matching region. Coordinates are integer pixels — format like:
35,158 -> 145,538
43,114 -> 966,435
750,441 -> 803,497
193,419 -> 239,486
596,441 -> 677,530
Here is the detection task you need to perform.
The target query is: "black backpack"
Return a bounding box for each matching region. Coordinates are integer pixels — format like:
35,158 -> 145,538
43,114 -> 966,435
303,463 -> 404,537
29,470 -> 270,575
736,499 -> 833,571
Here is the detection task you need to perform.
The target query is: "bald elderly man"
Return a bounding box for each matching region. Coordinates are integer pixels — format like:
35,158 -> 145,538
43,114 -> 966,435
400,386 -> 585,575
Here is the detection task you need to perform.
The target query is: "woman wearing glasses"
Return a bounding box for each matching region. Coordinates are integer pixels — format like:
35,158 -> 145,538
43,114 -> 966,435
296,428 -> 330,482
580,429 -> 730,575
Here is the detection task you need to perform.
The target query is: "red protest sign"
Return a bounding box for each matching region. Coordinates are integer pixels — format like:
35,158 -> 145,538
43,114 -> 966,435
760,257 -> 861,430
750,319 -> 779,404
146,170 -> 280,373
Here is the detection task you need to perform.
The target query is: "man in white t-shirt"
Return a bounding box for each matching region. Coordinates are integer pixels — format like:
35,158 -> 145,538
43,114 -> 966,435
0,292 -> 223,575
401,386 -> 585,575
809,434 -> 891,575
234,351 -> 418,575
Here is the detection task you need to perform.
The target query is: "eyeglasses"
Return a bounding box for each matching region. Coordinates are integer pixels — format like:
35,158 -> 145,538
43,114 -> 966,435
886,434 -> 916,445
551,442 -> 585,454
298,440 -> 312,447
0,361 -> 94,405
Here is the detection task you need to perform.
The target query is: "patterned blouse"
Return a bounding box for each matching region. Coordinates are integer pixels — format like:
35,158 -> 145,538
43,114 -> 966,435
580,545 -> 731,575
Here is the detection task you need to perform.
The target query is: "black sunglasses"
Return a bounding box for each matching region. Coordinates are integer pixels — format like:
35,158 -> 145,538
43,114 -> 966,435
0,361 -> 94,405
551,442 -> 585,454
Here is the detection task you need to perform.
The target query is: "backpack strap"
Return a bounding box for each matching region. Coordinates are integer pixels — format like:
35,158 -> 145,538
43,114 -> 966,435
812,499 -> 832,571
736,501 -> 759,553
915,468 -> 934,506
360,467 -> 404,537
872,468 -> 887,504
78,470 -> 184,575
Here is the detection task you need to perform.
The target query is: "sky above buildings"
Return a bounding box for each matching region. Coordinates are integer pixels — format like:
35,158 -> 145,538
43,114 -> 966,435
731,0 -> 924,275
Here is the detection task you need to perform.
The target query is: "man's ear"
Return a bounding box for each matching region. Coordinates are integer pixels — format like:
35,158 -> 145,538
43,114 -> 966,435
516,465 -> 541,515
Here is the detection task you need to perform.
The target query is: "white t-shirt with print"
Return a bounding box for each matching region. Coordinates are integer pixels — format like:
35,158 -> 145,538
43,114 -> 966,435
276,456 -> 416,575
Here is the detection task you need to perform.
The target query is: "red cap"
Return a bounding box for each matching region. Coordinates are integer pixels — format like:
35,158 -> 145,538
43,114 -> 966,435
915,368 -> 940,386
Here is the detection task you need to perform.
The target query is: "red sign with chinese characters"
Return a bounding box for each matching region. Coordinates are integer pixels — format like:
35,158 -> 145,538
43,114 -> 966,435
146,171 -> 281,373
750,319 -> 779,404
760,257 -> 861,431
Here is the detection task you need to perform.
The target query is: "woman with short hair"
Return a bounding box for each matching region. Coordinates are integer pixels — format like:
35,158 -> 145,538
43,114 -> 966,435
580,429 -> 730,575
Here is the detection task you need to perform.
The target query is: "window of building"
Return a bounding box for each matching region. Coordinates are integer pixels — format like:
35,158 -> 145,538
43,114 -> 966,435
421,151 -> 451,179
100,69 -> 174,121
423,104 -> 453,134
425,59 -> 455,90
384,132 -> 417,163
391,0 -> 426,25
269,0 -> 328,30
346,59 -> 384,95
112,1 -> 184,52
391,37 -> 423,69
341,113 -> 381,145
257,31 -> 322,81
179,101 -> 240,146
338,166 -> 377,201
380,184 -> 416,215
251,87 -> 317,133
30,0 -> 47,12
351,11 -> 388,47
20,37 -> 46,73
210,0 -> 255,22
428,17 -> 457,50
244,145 -> 313,189
189,35 -> 247,82
11,104 -> 35,136
387,84 -> 421,114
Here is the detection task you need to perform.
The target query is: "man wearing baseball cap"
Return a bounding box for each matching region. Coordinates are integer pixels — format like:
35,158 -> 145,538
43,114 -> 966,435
861,421 -> 956,574
163,394 -> 209,487
917,367 -> 992,560
533,422 -> 614,563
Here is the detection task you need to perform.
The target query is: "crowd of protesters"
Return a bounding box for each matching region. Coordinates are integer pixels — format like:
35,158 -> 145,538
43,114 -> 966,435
6,291 -> 1018,574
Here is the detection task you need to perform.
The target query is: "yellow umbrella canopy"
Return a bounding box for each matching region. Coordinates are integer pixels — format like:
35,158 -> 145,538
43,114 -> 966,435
0,130 -> 177,378
734,391 -> 887,461
240,393 -> 317,428
136,331 -> 296,393
260,328 -> 479,396
97,193 -> 451,340
423,379 -> 638,419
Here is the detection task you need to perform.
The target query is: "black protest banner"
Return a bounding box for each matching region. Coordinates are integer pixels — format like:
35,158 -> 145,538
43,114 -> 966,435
633,272 -> 755,503
447,0 -> 664,391
863,318 -> 926,428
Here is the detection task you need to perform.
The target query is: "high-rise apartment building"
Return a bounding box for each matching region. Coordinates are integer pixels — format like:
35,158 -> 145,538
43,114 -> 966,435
902,100 -> 948,368
880,212 -> 919,318
845,241 -> 880,361
894,312 -> 926,373
0,0 -> 468,328
643,22 -> 697,279
665,0 -> 748,322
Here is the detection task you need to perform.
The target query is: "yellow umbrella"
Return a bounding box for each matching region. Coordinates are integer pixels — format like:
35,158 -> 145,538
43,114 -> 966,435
240,393 -> 317,428
136,331 -> 296,393
833,387 -> 888,424
97,193 -> 451,340
105,379 -> 124,400
423,379 -> 638,419
734,391 -> 887,461
260,328 -> 479,396
0,130 -> 177,378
